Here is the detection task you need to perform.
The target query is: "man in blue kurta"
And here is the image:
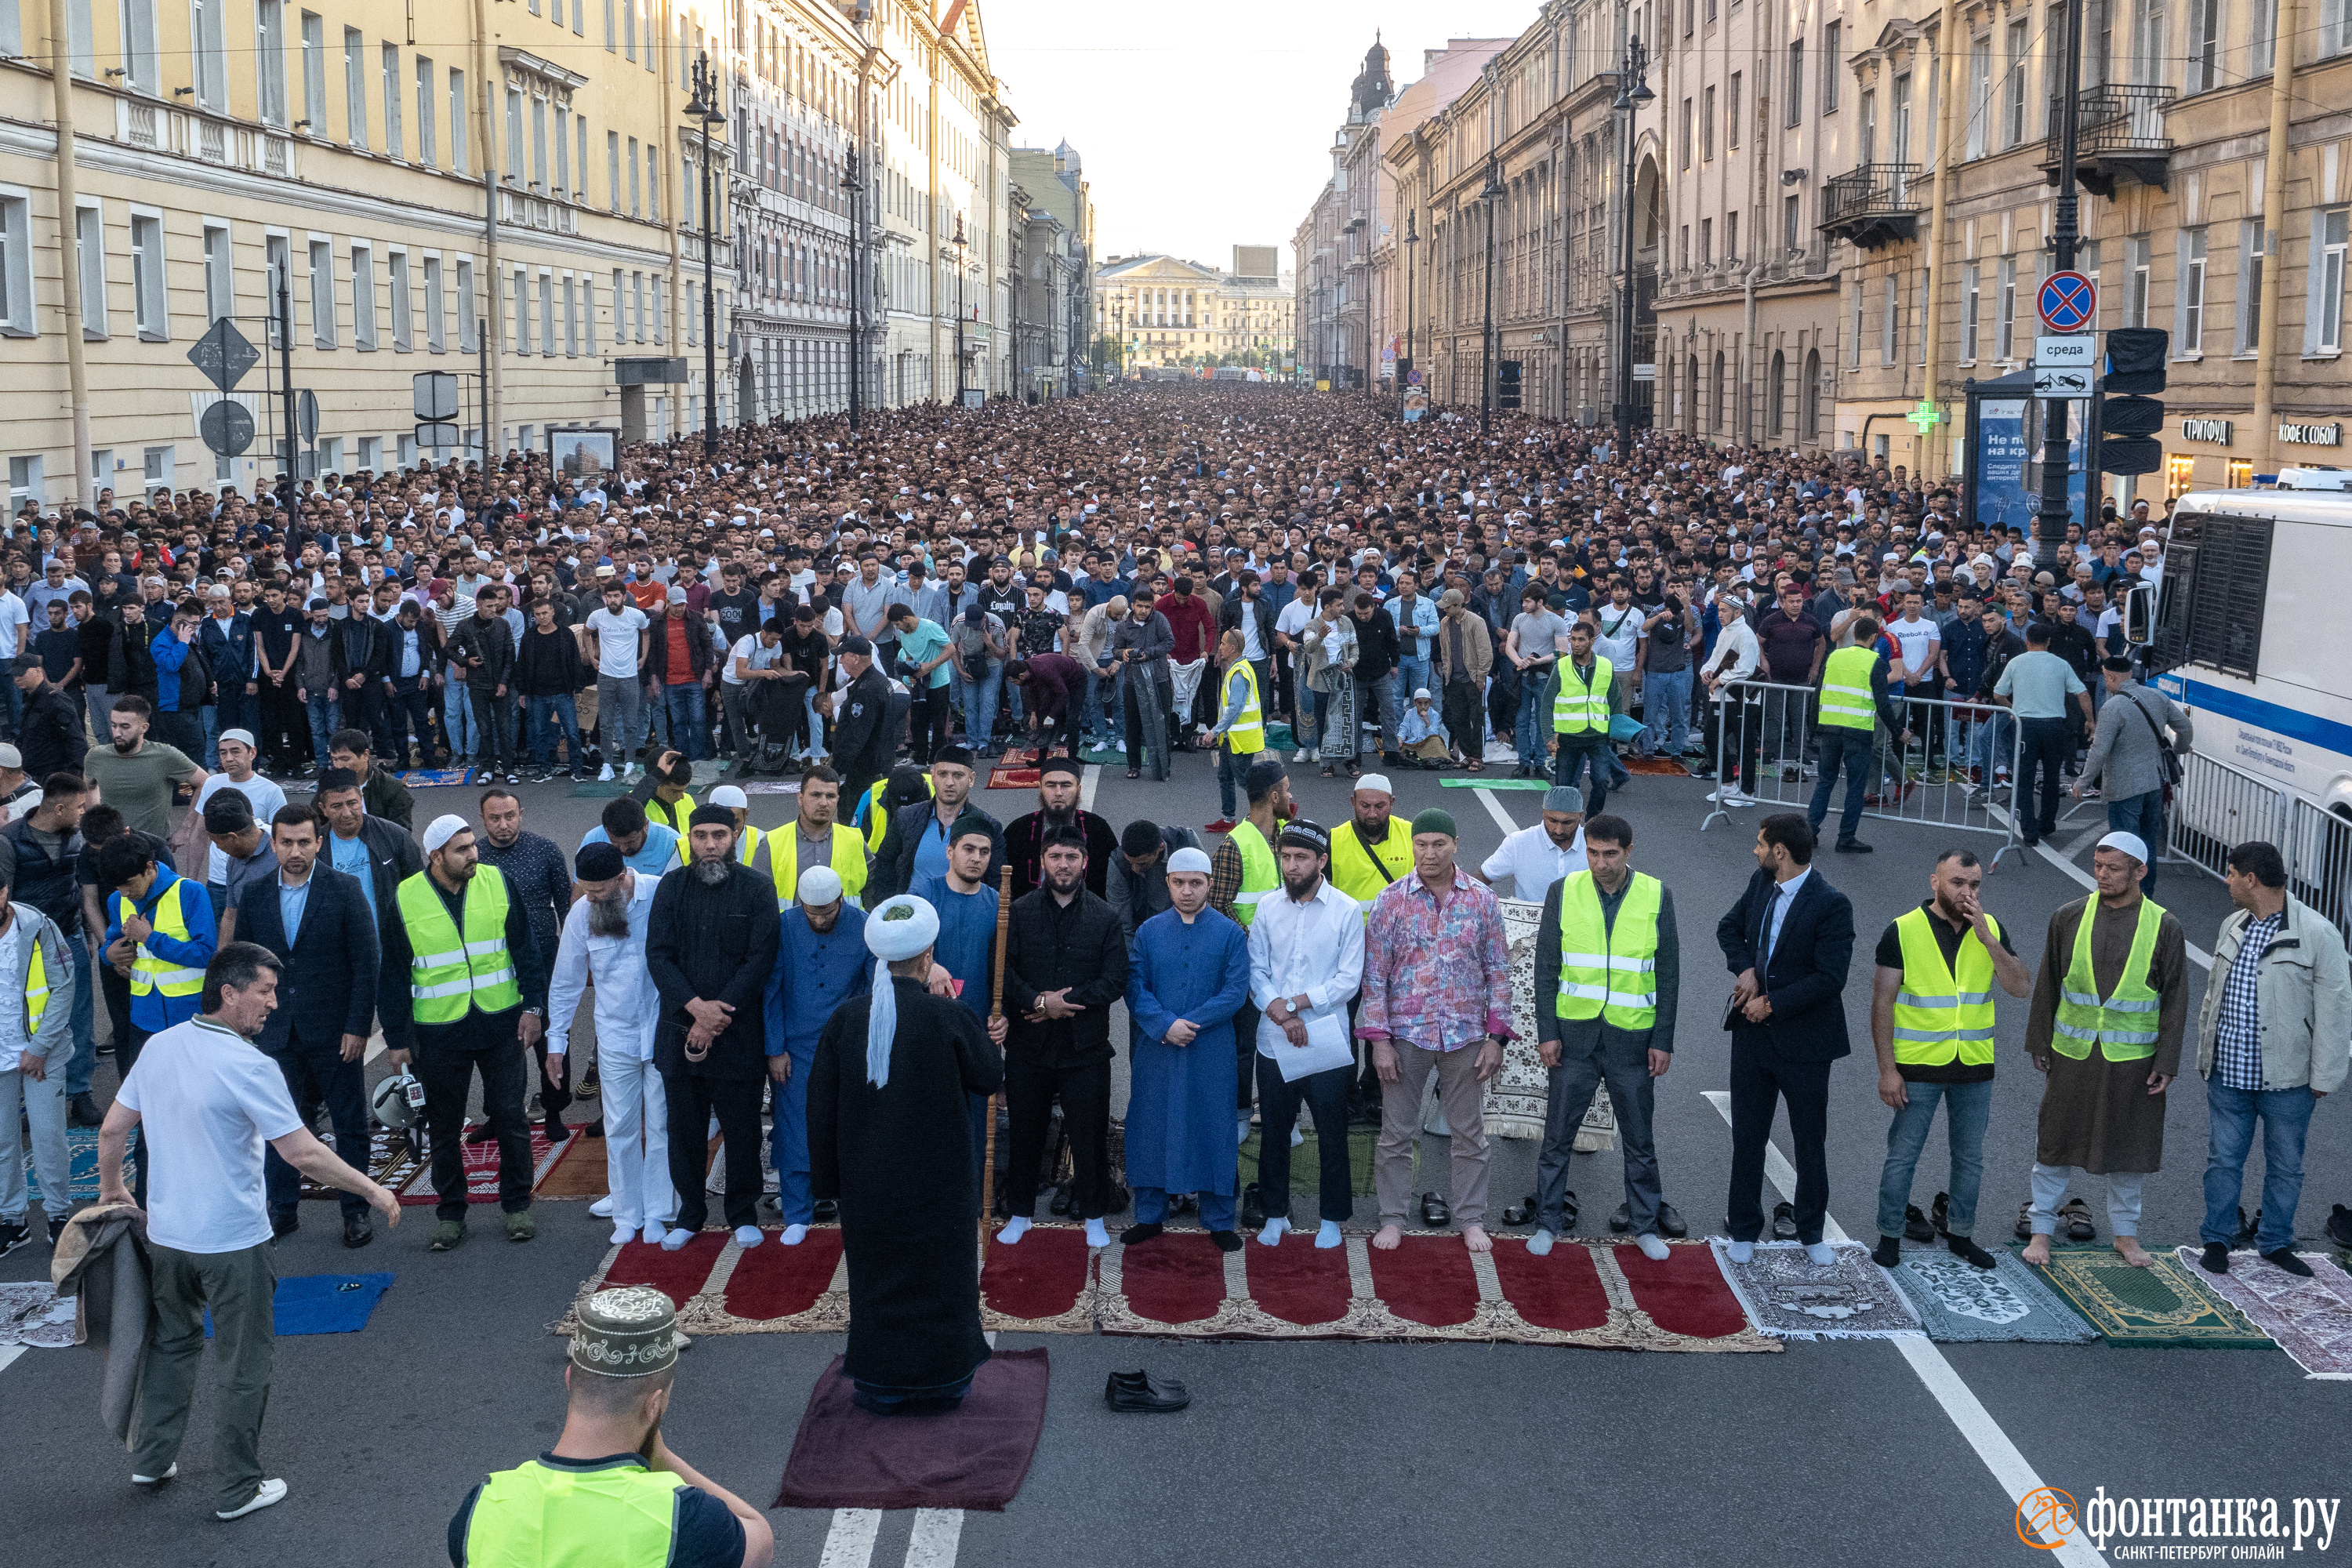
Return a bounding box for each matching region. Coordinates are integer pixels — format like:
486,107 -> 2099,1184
1122,845 -> 1252,1249
911,822 -> 1007,1185
765,865 -> 870,1243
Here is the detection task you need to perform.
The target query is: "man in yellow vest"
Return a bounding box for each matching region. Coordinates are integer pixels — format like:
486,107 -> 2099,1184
1329,774 -> 1413,914
382,815 -> 553,1253
1203,630 -> 1265,835
1209,757 -> 1289,1145
99,834 -> 219,1207
1867,847 -> 2031,1271
1550,620 -> 1619,815
2021,832 -> 2189,1269
640,750 -> 697,840
764,766 -> 869,909
1530,814 -> 1683,1259
1806,616 -> 1910,855
448,1285 -> 773,1568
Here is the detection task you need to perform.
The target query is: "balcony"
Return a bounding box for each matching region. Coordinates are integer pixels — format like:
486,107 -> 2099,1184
1819,163 -> 1923,250
2043,85 -> 2174,198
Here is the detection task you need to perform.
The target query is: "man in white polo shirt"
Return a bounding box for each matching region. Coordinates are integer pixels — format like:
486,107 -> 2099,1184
1475,786 -> 1589,902
96,942 -> 399,1522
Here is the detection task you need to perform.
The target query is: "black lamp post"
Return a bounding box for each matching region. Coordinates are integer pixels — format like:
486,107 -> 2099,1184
1611,36 -> 1654,456
1403,209 -> 1418,401
843,147 -> 865,434
1478,156 -> 1504,434
684,52 -> 726,456
947,212 -> 968,406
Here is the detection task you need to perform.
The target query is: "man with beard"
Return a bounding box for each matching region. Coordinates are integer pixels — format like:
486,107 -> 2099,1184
1473,786 -> 1588,902
546,842 -> 672,1247
645,809 -> 780,1250
1001,757 -> 1116,901
995,827 -> 1128,1252
476,788 -> 578,1140
379,815 -> 550,1252
808,895 -> 1001,1414
764,866 -> 869,1244
1244,822 -> 1363,1250
83,695 -> 207,841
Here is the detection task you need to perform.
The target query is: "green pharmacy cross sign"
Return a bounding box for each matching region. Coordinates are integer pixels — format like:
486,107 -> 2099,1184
1907,401 -> 1943,435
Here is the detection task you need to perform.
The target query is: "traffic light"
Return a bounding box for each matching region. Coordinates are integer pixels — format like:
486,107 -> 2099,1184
2096,326 -> 2166,478
1498,359 -> 1522,410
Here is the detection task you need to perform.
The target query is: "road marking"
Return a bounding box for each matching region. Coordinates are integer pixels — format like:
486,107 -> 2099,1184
1701,1091 -> 2109,1565
0,1345 -> 24,1377
1985,801 -> 2211,970
903,1510 -> 965,1568
817,1509 -> 882,1568
1470,787 -> 1522,840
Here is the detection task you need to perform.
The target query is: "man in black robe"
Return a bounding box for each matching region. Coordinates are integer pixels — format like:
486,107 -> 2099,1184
810,894 -> 1004,1414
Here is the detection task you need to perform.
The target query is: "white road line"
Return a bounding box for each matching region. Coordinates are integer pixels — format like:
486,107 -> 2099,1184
817,1510 -> 883,1568
1471,787 -> 1522,840
0,1345 -> 24,1376
902,1510 -> 965,1568
1701,1091 -> 2108,1566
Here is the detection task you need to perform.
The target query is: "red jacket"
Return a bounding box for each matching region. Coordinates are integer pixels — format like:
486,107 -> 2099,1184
1158,593 -> 1214,662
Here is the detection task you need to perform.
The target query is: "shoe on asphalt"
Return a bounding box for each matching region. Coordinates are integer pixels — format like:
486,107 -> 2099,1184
68,1091 -> 103,1127
430,1220 -> 466,1251
1608,1203 -> 1632,1234
1835,840 -> 1874,854
1904,1204 -> 1936,1243
342,1214 -> 373,1250
1771,1201 -> 1799,1241
1202,818 -> 1237,833
576,1069 -> 600,1099
216,1478 -> 289,1520
132,1463 -> 178,1485
505,771 -> 521,785
1104,1369 -> 1190,1414
269,1210 -> 299,1238
529,769 -> 551,783
464,1121 -> 498,1145
1656,1202 -> 1687,1239
506,1210 -> 536,1243
0,1221 -> 29,1258
597,763 -> 615,782
2199,1241 -> 2231,1274
48,1216 -> 67,1246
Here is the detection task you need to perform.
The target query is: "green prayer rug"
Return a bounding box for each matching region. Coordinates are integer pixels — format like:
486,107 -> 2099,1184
2015,1243 -> 2274,1349
1439,777 -> 1552,791
1237,1127 -> 1377,1198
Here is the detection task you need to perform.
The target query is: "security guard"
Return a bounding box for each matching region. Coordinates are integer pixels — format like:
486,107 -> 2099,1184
1807,615 -> 1908,855
1204,630 -> 1265,833
450,1285 -> 774,1568
1867,847 -> 2030,1271
380,814 -> 551,1252
1551,619 -> 1617,814
1328,774 -> 1413,916
764,767 -> 869,909
854,766 -> 933,853
1210,756 -> 1290,1142
98,833 -> 218,1207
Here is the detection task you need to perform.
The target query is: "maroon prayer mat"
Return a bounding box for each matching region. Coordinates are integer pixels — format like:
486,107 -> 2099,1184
774,1349 -> 1050,1512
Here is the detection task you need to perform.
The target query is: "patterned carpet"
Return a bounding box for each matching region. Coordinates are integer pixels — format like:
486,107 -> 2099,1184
1710,1240 -> 1922,1339
2170,1248 -> 2352,1376
1887,1241 -> 2097,1343
2020,1244 -> 2272,1348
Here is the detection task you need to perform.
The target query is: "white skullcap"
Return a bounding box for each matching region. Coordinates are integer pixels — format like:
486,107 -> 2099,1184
797,866 -> 844,906
862,895 -> 942,1088
217,728 -> 257,750
707,784 -> 749,809
1352,773 -> 1395,797
2096,830 -> 2150,866
1167,847 -> 1213,876
421,814 -> 470,853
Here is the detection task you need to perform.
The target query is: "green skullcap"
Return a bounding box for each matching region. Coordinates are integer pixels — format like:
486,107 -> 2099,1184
1410,808 -> 1457,840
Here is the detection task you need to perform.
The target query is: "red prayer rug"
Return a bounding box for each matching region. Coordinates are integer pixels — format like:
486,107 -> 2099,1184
774,1350 -> 1050,1512
986,765 -> 1041,789
394,1123 -> 565,1206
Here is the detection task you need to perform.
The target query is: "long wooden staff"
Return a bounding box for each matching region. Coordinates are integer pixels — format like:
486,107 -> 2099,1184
981,863 -> 1012,1269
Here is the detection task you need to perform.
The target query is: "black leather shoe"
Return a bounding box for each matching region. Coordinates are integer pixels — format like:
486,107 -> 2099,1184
1239,1184 -> 1265,1230
464,1122 -> 498,1145
2328,1204 -> 2352,1250
1105,1370 -> 1189,1414
1501,1192 -> 1541,1226
1835,839 -> 1874,854
1609,1202 -> 1632,1234
2233,1207 -> 2261,1246
1904,1204 -> 1936,1243
1930,1191 -> 1953,1236
342,1214 -> 374,1250
2199,1242 -> 2231,1275
270,1210 -> 299,1237
813,1199 -> 840,1224
1656,1202 -> 1687,1239
543,1116 -> 571,1143
1420,1192 -> 1451,1227
1771,1201 -> 1798,1241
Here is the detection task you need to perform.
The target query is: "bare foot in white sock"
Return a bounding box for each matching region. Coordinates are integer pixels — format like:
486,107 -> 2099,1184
1526,1229 -> 1557,1256
660,1227 -> 692,1251
1805,1241 -> 1835,1266
779,1224 -> 808,1245
1635,1232 -> 1671,1261
609,1221 -> 635,1246
996,1217 -> 1031,1245
1315,1221 -> 1343,1249
1257,1218 -> 1289,1247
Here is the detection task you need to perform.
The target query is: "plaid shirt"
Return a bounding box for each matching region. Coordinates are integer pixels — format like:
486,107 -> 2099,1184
1356,873 -> 1515,1051
2215,911 -> 2281,1091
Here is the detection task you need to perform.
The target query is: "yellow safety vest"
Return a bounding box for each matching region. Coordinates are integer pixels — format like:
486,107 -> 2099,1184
859,775 -> 932,851
1223,660 -> 1265,754
463,1457 -> 684,1568
1818,644 -> 1880,731
1555,870 -> 1662,1029
395,867 -> 524,1024
771,822 -> 870,908
735,823 -> 764,868
1552,655 -> 1613,735
2052,896 -> 2167,1062
1329,816 -> 1413,919
122,877 -> 205,1000
645,791 -> 695,851
1228,820 -> 1279,927
24,932 -> 48,1036
1890,906 -> 2003,1069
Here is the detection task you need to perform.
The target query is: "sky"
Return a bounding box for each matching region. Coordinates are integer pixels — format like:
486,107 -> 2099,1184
976,0 -> 1541,275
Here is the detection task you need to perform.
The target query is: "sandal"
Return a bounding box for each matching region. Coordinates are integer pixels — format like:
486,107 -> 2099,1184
2015,1201 -> 2034,1241
1319,764 -> 1336,778
2056,1197 -> 2097,1243
1125,768 -> 1141,779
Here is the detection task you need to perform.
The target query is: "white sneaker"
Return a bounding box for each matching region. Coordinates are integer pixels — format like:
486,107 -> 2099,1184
597,763 -> 615,782
216,1478 -> 288,1520
131,1463 -> 178,1486
590,1196 -> 615,1218
1721,789 -> 1757,807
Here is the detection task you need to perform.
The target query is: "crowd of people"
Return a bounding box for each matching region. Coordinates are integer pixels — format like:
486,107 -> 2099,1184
9,389 -> 2341,1544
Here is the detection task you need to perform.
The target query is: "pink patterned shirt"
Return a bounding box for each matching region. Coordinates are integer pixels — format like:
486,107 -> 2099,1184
1356,873 -> 1515,1051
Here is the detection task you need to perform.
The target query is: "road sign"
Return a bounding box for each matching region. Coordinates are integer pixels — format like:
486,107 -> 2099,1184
2037,271 -> 2096,333
415,421 -> 460,449
412,372 -> 459,422
187,318 -> 259,394
296,389 -> 320,448
2032,366 -> 2093,398
2035,335 -> 2096,368
199,400 -> 254,456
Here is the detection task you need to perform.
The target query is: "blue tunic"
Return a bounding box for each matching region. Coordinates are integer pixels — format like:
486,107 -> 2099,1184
1123,908 -> 1252,1197
766,903 -> 871,1227
912,875 -> 997,1022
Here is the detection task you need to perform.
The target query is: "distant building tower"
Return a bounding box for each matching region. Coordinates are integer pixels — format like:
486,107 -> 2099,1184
1350,37 -> 1392,120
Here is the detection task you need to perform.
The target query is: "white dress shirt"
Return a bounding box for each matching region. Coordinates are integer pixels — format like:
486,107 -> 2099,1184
1763,868 -> 1811,968
545,872 -> 661,1062
1246,877 -> 1366,1057
1481,822 -> 1588,902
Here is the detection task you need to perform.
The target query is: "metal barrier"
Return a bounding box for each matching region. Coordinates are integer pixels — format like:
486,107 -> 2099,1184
2166,752 -> 2292,885
2286,797 -> 2352,950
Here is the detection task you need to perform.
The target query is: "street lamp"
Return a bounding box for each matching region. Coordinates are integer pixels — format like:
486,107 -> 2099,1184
946,212 -> 969,406
842,147 -> 866,434
683,51 -> 727,456
1478,156 -> 1505,434
1403,209 -> 1418,402
1611,36 -> 1654,456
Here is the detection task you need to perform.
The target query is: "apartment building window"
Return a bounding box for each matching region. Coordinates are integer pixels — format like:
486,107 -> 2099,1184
2003,18 -> 2028,148
352,245 -> 376,348
456,258 -> 477,350
513,270 -> 529,354
0,195 -> 30,336
1679,98 -> 1692,169
2313,208 -> 2348,353
1962,261 -> 1982,359
1703,86 -> 1715,159
344,29 -> 367,149
583,274 -> 596,353
201,223 -> 231,323
416,57 -> 436,165
1700,217 -> 1713,265
554,107 -> 570,195
2252,0 -> 2277,73
1882,274 -> 1899,365
685,278 -> 698,345
622,0 -> 634,60
308,238 -> 335,347
423,254 -> 445,350
575,119 -> 589,199
390,250 -> 412,348
1967,35 -> 1992,158
613,267 -> 626,339
2187,0 -> 2220,89
1727,210 -> 1740,261
506,89 -> 525,182
608,132 -> 622,209
382,45 -> 402,158
131,212 -> 165,339
531,95 -> 548,191
122,0 -> 158,94
1729,72 -> 1741,147
1822,22 -> 1841,109
300,13 -> 325,129
2236,222 -> 2264,353
2126,234 -> 2151,326
652,278 -> 665,344
1860,90 -> 1876,164
1997,256 -> 2018,358
1851,283 -> 1864,365
646,147 -> 661,220
2131,0 -> 2168,82
563,274 -> 578,356
628,136 -> 641,214
192,0 -> 226,108
450,69 -> 466,173
1787,42 -> 1804,126
256,0 -> 286,125
264,232 -> 289,344
633,270 -> 645,341
2178,227 -> 2206,352
1679,224 -> 1690,271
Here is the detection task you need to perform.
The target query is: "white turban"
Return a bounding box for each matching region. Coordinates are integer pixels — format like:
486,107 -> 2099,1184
862,895 -> 941,1088
797,866 -> 844,906
2096,830 -> 2150,866
1167,847 -> 1212,876
421,814 -> 470,854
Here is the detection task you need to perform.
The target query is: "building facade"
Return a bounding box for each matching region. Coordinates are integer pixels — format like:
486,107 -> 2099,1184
1094,249 -> 1294,372
1008,140 -> 1093,399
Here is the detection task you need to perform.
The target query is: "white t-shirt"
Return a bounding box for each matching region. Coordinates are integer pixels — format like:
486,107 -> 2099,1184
1889,613 -> 1940,682
1480,822 -> 1588,902
724,633 -> 782,688
118,1016 -> 303,1254
0,590 -> 29,658
195,772 -> 289,884
1591,604 -> 1643,670
584,604 -> 650,678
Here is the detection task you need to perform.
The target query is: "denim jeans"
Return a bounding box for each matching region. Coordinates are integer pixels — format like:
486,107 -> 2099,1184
1643,666 -> 1693,757
1515,677 -> 1551,769
960,659 -> 1004,752
303,691 -> 339,768
1808,726 -> 1875,844
1553,733 -> 1613,813
661,683 -> 708,760
801,688 -> 828,758
442,674 -> 480,758
2107,789 -> 2166,896
1875,1076 -> 1993,1240
1396,655 -> 1431,708
2200,1076 -> 2316,1253
1969,708 -> 2016,779
62,937 -> 96,1097
527,694 -> 583,771
1217,745 -> 1261,819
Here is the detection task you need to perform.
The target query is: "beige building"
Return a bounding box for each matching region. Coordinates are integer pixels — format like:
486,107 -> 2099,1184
1094,248 -> 1294,370
1009,139 -> 1094,397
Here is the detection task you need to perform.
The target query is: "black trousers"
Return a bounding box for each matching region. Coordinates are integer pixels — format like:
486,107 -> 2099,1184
2016,716 -> 2069,841
908,681 -> 950,764
1233,1001 -> 1259,1112
664,1070 -> 763,1232
258,678 -> 307,771
415,1036 -> 533,1221
1709,695 -> 1761,793
1253,1056 -> 1354,1225
532,1037 -> 573,1122
262,1033 -> 372,1219
1726,1038 -> 1831,1245
1004,1053 -> 1111,1220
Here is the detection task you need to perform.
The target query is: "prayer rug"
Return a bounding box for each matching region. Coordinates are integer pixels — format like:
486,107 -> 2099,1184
1440,777 -> 1550,790
2170,1248 -> 2352,1377
532,1126 -> 610,1199
0,1283 -> 80,1349
299,1125 -> 399,1201
24,1126 -> 133,1209
2019,1244 -> 2271,1349
394,1123 -> 562,1206
740,781 -> 802,795
204,1273 -> 394,1338
1887,1241 -> 2098,1344
1620,755 -> 1692,777
986,766 -> 1041,790
394,768 -> 474,788
1709,1240 -> 1922,1339
1495,898 -> 1615,1149
1078,746 -> 1126,767
774,1349 -> 1050,1512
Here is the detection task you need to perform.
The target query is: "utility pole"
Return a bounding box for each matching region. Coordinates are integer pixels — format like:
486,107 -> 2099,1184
2033,0 -> 2085,572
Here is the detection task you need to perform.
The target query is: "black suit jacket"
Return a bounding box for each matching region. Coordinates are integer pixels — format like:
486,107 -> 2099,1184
1715,865 -> 1855,1062
234,866 -> 380,1054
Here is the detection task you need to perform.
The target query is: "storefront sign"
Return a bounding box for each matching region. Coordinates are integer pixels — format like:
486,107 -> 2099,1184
2180,418 -> 2234,445
2279,421 -> 2343,445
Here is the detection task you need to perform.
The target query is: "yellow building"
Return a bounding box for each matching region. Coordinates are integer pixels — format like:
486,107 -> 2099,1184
1095,247 -> 1294,371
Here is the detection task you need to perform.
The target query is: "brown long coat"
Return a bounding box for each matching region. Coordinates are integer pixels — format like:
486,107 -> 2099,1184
2024,892 -> 2190,1174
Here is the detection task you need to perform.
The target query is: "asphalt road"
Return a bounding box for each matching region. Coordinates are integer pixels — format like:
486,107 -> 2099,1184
8,744 -> 2348,1568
